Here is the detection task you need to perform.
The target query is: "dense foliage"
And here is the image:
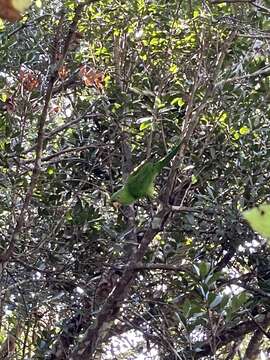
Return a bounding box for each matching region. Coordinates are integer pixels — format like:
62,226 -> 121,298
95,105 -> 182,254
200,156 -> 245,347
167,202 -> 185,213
1,0 -> 270,359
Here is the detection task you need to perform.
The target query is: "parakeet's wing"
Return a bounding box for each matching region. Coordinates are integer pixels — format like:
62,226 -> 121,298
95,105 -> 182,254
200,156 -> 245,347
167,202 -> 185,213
126,142 -> 181,199
154,142 -> 181,173
243,204 -> 270,238
111,186 -> 136,205
126,161 -> 157,198
111,142 -> 181,204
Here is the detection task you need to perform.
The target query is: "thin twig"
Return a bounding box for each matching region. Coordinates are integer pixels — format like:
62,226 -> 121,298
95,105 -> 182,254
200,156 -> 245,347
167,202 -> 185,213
0,5 -> 84,264
249,313 -> 270,340
21,103 -> 103,155
211,0 -> 252,3
215,65 -> 270,88
7,14 -> 50,38
23,143 -> 106,163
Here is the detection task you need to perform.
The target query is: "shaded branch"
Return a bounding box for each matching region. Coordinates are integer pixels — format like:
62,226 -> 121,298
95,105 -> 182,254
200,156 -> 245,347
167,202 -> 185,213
210,0 -> 252,3
69,208 -> 170,359
244,316 -> 270,360
164,312 -> 270,359
0,4 -> 84,264
21,104 -> 103,155
134,263 -> 194,277
24,143 -> 106,163
215,65 -> 270,88
69,28 -> 239,360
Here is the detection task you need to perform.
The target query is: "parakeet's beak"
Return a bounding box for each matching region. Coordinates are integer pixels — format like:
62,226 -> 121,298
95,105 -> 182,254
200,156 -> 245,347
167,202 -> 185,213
112,201 -> 121,209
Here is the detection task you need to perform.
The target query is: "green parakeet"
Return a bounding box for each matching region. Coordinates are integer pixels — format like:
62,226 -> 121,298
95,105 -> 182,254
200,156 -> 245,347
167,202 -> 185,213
243,204 -> 270,239
111,142 -> 181,205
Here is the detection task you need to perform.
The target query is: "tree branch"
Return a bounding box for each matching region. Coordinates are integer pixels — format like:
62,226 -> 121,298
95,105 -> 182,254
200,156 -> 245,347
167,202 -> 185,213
0,4 -> 84,264
164,312 -> 270,359
69,209 -> 169,359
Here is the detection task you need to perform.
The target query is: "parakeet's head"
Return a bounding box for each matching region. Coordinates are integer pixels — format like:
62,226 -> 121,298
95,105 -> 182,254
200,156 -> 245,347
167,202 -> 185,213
111,188 -> 136,206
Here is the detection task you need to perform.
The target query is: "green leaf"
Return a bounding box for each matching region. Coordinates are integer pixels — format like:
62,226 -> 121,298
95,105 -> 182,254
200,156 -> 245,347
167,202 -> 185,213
35,0 -> 42,8
243,204 -> 270,238
209,294 -> 223,309
169,64 -> 178,74
226,292 -> 249,321
154,97 -> 165,109
193,264 -> 200,277
219,112 -> 228,123
171,97 -> 185,107
199,262 -> 211,278
140,121 -> 152,131
0,19 -> 4,31
205,272 -> 222,286
47,167 -> 55,176
191,174 -> 198,185
239,126 -> 250,135
150,38 -> 159,46
193,9 -> 200,18
137,116 -> 153,131
199,284 -> 209,300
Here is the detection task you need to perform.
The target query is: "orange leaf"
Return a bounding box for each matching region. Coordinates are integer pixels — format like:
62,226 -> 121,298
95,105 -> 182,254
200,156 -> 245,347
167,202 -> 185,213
79,65 -> 104,89
58,65 -> 69,80
19,66 -> 40,92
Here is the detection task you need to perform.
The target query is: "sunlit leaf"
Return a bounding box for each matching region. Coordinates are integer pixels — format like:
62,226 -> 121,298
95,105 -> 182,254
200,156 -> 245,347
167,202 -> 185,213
243,204 -> 270,238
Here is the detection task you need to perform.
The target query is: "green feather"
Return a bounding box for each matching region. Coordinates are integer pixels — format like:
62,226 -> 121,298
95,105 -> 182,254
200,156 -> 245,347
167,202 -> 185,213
111,142 -> 181,205
154,142 -> 181,173
111,187 -> 136,205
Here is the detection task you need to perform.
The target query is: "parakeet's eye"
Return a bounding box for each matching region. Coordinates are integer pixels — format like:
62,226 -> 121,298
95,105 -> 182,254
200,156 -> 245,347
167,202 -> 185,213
0,0 -> 32,22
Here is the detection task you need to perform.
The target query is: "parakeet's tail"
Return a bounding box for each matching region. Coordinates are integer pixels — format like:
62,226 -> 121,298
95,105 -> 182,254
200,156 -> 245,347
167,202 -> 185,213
155,142 -> 181,172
